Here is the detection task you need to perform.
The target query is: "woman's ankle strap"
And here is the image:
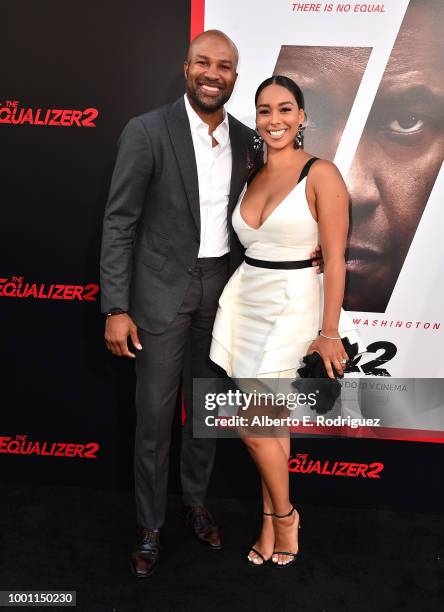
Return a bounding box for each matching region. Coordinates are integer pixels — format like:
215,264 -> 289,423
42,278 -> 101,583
273,506 -> 295,519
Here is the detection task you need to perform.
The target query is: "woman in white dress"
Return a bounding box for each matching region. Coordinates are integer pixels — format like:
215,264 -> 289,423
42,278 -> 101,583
210,76 -> 354,568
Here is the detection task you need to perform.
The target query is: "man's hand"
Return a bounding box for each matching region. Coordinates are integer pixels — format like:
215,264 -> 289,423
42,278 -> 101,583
104,313 -> 142,358
310,244 -> 324,274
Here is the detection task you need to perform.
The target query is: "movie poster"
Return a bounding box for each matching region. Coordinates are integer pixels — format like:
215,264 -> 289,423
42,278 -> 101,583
203,0 -> 444,381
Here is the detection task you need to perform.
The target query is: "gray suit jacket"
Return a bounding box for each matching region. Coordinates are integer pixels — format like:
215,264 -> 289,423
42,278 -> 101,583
100,96 -> 259,334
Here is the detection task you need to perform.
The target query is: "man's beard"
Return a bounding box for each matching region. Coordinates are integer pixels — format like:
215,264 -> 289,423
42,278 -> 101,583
186,83 -> 230,112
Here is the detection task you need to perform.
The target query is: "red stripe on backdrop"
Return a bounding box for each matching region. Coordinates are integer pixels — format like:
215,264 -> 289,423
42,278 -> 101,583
288,424 -> 444,444
182,0 -> 205,425
190,0 -> 205,40
181,386 -> 186,425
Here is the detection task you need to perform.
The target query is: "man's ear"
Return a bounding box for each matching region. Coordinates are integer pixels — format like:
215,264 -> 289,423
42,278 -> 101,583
183,61 -> 189,79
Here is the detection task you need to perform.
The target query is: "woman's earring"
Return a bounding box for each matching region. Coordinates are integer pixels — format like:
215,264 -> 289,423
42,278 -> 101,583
294,124 -> 305,149
253,128 -> 264,151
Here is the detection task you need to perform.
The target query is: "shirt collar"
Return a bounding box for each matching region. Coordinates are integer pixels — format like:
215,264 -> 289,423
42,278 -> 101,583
184,94 -> 230,147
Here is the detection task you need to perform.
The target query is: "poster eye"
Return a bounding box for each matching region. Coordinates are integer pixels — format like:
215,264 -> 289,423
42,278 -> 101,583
388,113 -> 424,134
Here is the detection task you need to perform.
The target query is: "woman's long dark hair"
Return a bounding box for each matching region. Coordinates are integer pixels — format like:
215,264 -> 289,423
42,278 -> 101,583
254,75 -> 305,109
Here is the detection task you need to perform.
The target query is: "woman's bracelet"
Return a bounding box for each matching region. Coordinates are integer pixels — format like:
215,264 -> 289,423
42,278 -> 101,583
319,331 -> 342,340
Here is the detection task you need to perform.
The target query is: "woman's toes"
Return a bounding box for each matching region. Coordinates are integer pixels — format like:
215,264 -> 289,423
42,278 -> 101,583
248,551 -> 263,565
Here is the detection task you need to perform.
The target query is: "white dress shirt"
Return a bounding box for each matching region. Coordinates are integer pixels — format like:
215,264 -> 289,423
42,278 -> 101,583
184,94 -> 232,257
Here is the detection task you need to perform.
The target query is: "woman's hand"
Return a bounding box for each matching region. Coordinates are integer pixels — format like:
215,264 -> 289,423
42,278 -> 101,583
307,335 -> 349,379
309,244 -> 324,274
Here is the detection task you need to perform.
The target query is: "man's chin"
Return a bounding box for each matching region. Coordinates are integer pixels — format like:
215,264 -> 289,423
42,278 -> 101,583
189,91 -> 227,112
198,98 -> 226,111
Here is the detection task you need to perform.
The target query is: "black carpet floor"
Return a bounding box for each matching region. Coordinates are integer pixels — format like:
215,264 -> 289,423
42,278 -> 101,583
1,483 -> 443,612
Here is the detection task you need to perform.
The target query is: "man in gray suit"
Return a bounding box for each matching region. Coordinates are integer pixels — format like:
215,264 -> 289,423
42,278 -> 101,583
100,30 -> 259,578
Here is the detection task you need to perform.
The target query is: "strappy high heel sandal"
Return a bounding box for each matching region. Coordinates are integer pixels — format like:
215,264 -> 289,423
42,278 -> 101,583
271,506 -> 301,568
247,511 -> 274,567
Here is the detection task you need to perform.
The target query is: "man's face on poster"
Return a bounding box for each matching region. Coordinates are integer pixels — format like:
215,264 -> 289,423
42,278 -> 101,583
275,1 -> 444,313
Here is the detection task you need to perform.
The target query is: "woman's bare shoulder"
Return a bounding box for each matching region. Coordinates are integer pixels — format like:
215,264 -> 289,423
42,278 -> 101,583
309,158 -> 344,182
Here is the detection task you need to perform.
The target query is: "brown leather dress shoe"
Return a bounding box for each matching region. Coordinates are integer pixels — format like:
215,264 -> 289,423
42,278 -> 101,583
183,505 -> 222,550
129,527 -> 160,578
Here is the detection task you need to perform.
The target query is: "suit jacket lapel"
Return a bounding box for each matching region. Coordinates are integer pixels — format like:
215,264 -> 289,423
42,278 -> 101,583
227,115 -> 248,217
166,97 -> 200,232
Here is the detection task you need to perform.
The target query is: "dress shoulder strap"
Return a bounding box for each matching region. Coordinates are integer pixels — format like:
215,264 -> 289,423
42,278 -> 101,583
297,157 -> 319,184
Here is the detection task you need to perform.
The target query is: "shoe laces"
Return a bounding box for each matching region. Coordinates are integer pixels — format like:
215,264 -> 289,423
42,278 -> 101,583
140,529 -> 158,545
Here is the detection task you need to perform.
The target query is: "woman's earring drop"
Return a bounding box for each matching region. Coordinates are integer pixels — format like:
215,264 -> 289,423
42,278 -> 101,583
295,124 -> 305,149
253,128 -> 264,151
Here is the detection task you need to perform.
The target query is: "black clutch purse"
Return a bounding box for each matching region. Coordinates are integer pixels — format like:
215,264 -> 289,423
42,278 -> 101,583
291,336 -> 359,414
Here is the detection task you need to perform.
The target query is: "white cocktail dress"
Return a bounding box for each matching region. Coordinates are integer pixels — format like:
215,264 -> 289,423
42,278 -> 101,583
209,158 -> 364,381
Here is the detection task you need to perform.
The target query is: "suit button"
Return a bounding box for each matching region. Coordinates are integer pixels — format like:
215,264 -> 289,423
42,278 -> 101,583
187,267 -> 193,274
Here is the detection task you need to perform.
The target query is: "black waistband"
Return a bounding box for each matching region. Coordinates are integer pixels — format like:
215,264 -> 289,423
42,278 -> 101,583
244,255 -> 314,270
195,253 -> 229,265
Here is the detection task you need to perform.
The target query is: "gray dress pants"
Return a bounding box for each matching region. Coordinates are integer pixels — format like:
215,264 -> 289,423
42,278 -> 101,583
134,255 -> 229,529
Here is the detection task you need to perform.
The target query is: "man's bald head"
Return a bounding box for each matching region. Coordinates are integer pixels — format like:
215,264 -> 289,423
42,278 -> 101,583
184,29 -> 239,113
186,30 -> 239,68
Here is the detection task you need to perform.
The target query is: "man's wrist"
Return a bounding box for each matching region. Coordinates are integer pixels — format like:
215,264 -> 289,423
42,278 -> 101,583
105,308 -> 127,317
